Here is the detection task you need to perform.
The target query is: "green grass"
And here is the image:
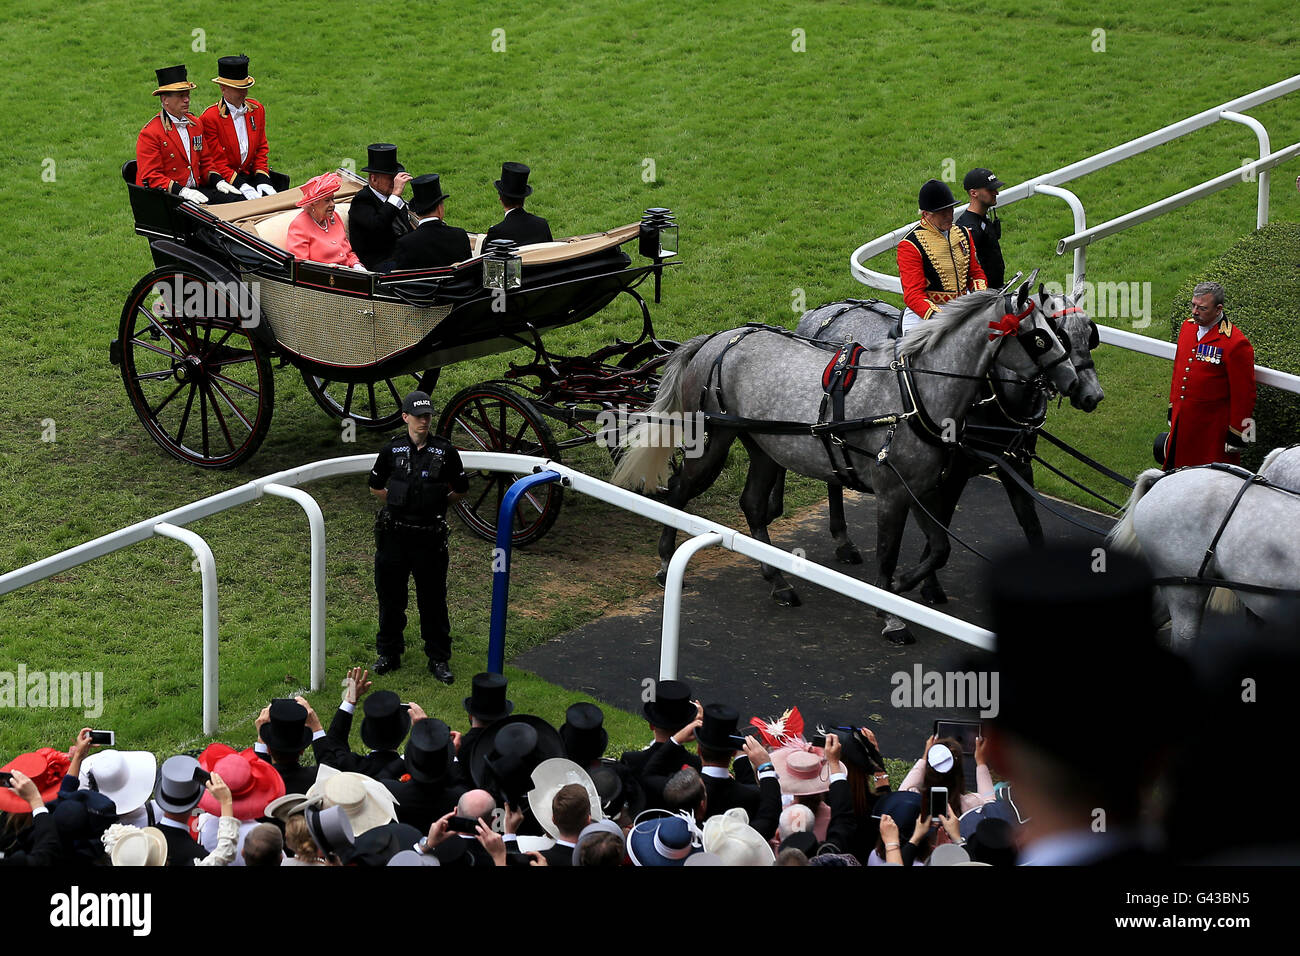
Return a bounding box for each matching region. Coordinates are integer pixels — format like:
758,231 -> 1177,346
1,0 -> 1298,763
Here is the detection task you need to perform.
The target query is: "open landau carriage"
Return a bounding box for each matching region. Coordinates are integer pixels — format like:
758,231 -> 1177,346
113,166 -> 678,544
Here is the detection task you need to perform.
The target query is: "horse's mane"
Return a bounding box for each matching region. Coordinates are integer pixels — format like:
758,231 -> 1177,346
898,289 -> 1002,357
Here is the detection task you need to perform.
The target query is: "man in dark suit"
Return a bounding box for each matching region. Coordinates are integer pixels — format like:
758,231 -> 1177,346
255,697 -> 320,794
347,143 -> 415,270
619,679 -> 702,779
484,162 -> 553,246
535,783 -> 590,866
383,718 -> 465,833
391,173 -> 472,270
153,755 -> 234,865
312,668 -> 409,780
645,704 -> 762,819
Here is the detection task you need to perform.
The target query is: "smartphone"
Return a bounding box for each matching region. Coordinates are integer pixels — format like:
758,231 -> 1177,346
933,720 -> 981,755
192,767 -> 212,785
89,730 -> 115,746
0,771 -> 13,787
809,732 -> 828,748
930,787 -> 948,822
447,816 -> 480,834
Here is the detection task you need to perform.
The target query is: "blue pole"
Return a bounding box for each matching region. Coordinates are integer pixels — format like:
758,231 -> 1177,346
487,470 -> 562,674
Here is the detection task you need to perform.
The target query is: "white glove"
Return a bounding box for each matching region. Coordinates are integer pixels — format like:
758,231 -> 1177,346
351,263 -> 367,272
239,183 -> 259,201
257,183 -> 277,197
178,186 -> 209,204
214,180 -> 241,196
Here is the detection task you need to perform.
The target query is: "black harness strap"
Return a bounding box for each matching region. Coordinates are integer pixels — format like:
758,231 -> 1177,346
1196,468 -> 1263,581
964,446 -> 1116,535
1037,428 -> 1136,489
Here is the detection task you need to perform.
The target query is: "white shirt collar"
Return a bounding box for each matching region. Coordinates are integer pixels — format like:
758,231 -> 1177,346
224,99 -> 247,116
164,110 -> 191,127
700,765 -> 731,779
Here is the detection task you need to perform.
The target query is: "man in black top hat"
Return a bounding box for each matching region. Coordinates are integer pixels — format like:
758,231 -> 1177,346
369,390 -> 469,681
348,143 -> 416,270
383,718 -> 465,832
955,167 -> 1007,288
453,673 -> 514,786
391,174 -> 472,270
618,679 -> 703,778
314,670 -> 412,779
484,162 -> 553,247
255,697 -> 320,794
560,702 -> 608,770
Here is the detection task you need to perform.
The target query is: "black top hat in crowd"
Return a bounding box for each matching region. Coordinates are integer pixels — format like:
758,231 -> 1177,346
589,761 -> 647,820
918,178 -> 960,213
464,672 -> 514,723
213,55 -> 255,88
360,691 -> 412,752
362,143 -> 406,175
404,719 -> 454,784
153,65 -> 196,96
694,704 -> 742,752
470,715 -> 565,804
495,162 -> 534,200
259,698 -> 313,752
560,702 -> 608,765
409,174 -> 451,215
643,679 -> 695,732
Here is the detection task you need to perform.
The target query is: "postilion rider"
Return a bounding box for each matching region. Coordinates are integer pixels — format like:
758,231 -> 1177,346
896,178 -> 988,335
368,392 -> 469,684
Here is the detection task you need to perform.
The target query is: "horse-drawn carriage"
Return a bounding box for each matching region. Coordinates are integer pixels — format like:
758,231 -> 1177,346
113,165 -> 677,544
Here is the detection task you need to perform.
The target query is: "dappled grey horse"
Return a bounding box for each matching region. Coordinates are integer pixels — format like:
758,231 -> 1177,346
793,285 -> 1104,603
1107,452 -> 1300,648
613,287 -> 1079,643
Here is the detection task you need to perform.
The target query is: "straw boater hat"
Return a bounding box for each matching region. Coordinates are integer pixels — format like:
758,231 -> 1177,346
527,758 -> 605,841
80,750 -> 157,816
212,55 -> 255,89
296,172 -> 343,209
110,827 -> 168,867
153,65 -> 197,96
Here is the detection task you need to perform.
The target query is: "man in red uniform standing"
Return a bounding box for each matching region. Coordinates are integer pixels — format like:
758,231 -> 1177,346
896,179 -> 987,335
1159,281 -> 1256,469
199,55 -> 277,201
136,65 -> 238,204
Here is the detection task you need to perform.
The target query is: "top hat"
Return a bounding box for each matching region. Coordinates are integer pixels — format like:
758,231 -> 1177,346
153,755 -> 206,814
153,65 -> 197,96
589,761 -> 646,820
80,750 -> 157,816
918,178 -> 959,213
694,703 -> 743,752
305,804 -> 355,859
404,719 -> 454,784
197,749 -> 286,819
361,143 -> 405,175
495,162 -> 534,200
212,55 -> 255,89
560,702 -> 608,765
464,672 -> 514,723
360,691 -> 412,751
470,714 -> 566,804
643,679 -> 694,732
348,821 -> 423,867
963,167 -> 1005,191
260,698 -> 313,752
409,174 -> 451,215
296,172 -> 343,208
401,390 -> 433,416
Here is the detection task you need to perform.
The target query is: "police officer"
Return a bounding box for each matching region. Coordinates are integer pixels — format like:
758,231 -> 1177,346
956,167 -> 1006,288
369,391 -> 469,683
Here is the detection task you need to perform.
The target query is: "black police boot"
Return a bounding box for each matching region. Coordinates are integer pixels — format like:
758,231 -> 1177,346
429,660 -> 454,685
374,654 -> 401,675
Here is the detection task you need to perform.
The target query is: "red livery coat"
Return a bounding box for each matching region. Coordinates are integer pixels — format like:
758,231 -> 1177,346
135,111 -> 211,192
198,98 -> 270,184
897,221 -> 987,319
1164,317 -> 1256,469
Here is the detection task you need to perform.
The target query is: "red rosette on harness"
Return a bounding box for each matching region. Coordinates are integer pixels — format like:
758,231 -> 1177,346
988,301 -> 1035,341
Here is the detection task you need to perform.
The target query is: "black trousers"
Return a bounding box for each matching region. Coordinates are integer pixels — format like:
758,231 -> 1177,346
374,523 -> 451,663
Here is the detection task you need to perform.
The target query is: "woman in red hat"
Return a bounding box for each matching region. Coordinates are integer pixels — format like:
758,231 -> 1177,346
286,173 -> 364,270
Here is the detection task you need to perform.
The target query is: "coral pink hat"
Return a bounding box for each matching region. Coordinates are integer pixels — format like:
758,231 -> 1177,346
296,172 -> 342,207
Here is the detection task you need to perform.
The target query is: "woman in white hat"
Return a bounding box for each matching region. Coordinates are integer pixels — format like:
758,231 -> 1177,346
286,173 -> 364,270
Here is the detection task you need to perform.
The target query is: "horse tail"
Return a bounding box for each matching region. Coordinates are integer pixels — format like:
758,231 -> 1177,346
611,332 -> 713,492
1106,468 -> 1165,555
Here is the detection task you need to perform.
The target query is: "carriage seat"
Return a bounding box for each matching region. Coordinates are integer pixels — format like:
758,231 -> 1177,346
467,233 -> 566,258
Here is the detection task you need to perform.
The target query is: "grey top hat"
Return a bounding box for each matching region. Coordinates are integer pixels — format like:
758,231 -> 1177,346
154,755 -> 205,813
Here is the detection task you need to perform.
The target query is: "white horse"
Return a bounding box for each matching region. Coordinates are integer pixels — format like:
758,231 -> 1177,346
1107,449 -> 1300,648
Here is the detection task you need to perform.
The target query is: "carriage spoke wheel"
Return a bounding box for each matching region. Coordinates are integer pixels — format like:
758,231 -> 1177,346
118,267 -> 273,469
437,384 -> 563,547
302,367 -> 440,431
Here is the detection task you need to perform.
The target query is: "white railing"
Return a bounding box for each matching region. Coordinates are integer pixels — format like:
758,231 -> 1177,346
0,453 -> 994,734
848,74 -> 1300,395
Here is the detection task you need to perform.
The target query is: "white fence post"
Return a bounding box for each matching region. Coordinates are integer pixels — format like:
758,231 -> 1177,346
153,523 -> 219,736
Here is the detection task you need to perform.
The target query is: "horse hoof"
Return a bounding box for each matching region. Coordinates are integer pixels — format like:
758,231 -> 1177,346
884,625 -> 916,646
835,544 -> 864,565
773,587 -> 802,607
920,582 -> 948,605
654,568 -> 667,588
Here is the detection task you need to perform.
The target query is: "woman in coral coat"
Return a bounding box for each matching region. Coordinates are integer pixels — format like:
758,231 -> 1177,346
286,173 -> 363,269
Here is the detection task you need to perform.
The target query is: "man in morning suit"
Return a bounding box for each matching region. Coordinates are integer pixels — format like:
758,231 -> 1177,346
348,143 -> 415,270
1158,281 -> 1256,470
484,162 -> 553,246
618,679 -> 702,779
136,64 -> 241,204
391,173 -> 472,270
312,667 -> 409,780
198,55 -> 277,201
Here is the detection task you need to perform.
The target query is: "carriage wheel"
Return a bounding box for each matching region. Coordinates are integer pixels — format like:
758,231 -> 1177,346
302,367 -> 441,431
118,267 -> 274,469
437,384 -> 563,547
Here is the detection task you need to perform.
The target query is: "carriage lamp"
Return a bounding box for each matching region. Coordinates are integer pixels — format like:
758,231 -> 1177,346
482,239 -> 522,291
639,208 -> 678,260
